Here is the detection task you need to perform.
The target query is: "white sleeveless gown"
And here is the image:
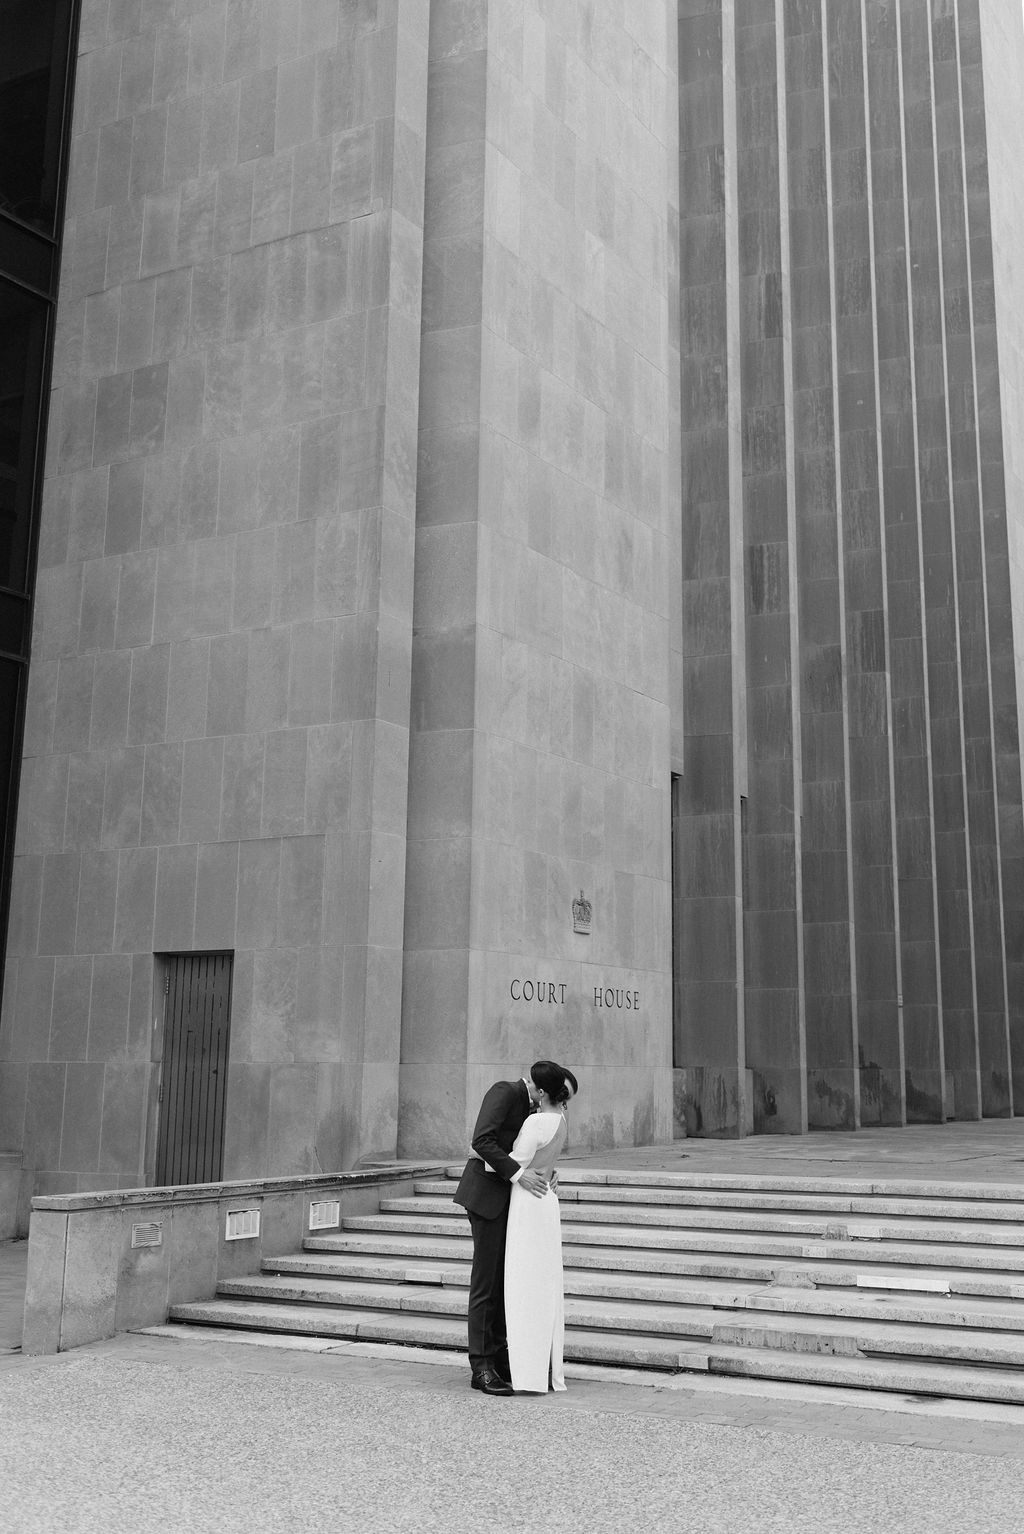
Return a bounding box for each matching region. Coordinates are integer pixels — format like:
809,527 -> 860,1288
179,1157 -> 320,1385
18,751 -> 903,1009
504,1113 -> 566,1392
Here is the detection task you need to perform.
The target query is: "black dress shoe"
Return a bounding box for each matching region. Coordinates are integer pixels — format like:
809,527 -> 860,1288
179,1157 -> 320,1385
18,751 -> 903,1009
471,1368 -> 513,1396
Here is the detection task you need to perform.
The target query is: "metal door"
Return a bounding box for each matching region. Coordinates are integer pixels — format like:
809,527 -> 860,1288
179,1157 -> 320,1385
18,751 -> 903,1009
155,952 -> 233,1185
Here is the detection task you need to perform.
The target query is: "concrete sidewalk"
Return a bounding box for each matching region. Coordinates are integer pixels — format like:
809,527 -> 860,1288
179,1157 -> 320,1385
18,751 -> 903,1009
3,1326 -> 1024,1533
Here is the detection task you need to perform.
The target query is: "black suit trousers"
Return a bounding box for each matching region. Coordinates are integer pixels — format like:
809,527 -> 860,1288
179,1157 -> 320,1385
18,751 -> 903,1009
466,1204 -> 510,1374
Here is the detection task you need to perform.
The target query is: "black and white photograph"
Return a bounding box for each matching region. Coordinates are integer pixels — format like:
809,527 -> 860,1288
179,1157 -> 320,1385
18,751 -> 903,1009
2,1 -> 1024,1529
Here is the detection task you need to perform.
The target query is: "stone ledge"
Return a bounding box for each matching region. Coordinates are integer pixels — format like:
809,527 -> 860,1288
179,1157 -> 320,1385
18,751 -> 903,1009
30,1164 -> 447,1215
556,1169 -> 1024,1201
22,1163 -> 447,1357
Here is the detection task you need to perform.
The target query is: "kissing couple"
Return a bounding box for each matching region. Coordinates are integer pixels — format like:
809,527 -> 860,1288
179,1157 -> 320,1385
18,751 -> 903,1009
453,1061 -> 579,1396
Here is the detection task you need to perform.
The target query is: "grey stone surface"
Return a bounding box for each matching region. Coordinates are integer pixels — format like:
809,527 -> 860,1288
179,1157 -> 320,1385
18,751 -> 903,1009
400,0 -> 677,1159
6,0 -> 431,1211
673,0 -> 1024,1137
3,1339 -> 1024,1533
977,0 -> 1024,1111
5,0 -> 1024,1239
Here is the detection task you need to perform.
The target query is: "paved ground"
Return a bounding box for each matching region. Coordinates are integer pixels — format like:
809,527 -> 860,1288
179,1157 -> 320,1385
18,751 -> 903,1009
5,1123 -> 1024,1532
4,1331 -> 1024,1534
560,1118 -> 1024,1185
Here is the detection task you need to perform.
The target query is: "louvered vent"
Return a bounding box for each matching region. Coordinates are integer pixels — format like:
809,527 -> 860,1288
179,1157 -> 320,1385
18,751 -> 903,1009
225,1207 -> 261,1241
131,1222 -> 163,1248
308,1199 -> 341,1231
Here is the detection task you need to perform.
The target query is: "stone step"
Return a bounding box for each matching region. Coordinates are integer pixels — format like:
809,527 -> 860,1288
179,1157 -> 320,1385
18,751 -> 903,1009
704,1345 -> 1024,1406
707,1312 -> 1024,1367
164,1298 -> 1024,1403
216,1273 -> 1024,1365
166,1298 -> 705,1371
263,1251 -> 1024,1331
304,1230 -> 1024,1294
169,1300 -> 467,1350
387,1195 -> 834,1237
269,1252 -> 469,1285
275,1248 -> 790,1295
339,1212 -> 1024,1271
532,1169 -> 1024,1204
217,1276 -> 718,1340
387,1194 -> 1024,1245
221,1275 -> 464,1318
415,1179 -> 1024,1222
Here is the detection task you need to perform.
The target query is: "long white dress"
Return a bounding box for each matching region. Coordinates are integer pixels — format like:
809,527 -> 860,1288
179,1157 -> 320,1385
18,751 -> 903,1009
504,1110 -> 567,1392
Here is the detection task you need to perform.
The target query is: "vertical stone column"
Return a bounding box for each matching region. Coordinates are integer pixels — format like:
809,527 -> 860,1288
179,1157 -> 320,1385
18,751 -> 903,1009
736,1 -> 806,1133
899,0 -> 981,1118
826,1 -> 904,1125
967,0 -> 1024,1108
784,1 -> 860,1127
402,0 -> 677,1154
399,0 -> 487,1152
675,0 -> 749,1137
865,0 -> 944,1122
926,0 -> 1010,1116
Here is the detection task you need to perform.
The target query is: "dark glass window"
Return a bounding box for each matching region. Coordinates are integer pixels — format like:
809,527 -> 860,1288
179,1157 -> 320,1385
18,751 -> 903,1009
0,0 -> 74,235
0,655 -> 19,817
0,1 -> 78,1002
0,278 -> 48,592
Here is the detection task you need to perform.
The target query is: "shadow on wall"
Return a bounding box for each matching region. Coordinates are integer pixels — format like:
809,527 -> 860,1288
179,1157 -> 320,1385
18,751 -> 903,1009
673,1067 -> 756,1138
0,1156 -> 20,1240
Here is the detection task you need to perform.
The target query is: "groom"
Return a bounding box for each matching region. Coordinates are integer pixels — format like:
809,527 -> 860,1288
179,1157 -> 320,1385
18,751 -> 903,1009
453,1062 -> 571,1395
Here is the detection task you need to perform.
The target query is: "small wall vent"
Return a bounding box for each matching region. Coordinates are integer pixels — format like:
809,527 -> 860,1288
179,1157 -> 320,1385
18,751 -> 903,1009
308,1199 -> 340,1231
225,1207 -> 261,1241
131,1222 -> 163,1249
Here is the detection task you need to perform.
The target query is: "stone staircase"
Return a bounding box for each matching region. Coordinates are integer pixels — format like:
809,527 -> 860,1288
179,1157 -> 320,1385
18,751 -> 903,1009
165,1166 -> 1024,1403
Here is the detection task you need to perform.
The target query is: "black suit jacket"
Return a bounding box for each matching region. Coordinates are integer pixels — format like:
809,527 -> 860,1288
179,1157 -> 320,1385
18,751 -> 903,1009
452,1078 -> 533,1220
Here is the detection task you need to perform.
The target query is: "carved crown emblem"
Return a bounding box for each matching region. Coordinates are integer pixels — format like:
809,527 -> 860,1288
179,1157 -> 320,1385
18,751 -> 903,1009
572,890 -> 592,934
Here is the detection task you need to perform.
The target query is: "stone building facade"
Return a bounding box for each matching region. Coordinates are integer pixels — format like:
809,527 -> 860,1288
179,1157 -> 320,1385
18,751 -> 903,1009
0,0 -> 1022,1228
676,0 -> 1024,1136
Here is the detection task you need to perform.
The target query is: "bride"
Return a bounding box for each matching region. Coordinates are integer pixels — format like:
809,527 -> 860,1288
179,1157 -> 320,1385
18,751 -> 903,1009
503,1063 -> 578,1393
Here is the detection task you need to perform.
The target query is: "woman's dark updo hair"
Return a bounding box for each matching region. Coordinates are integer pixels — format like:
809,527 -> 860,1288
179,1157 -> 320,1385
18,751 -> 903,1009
530,1060 -> 576,1107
